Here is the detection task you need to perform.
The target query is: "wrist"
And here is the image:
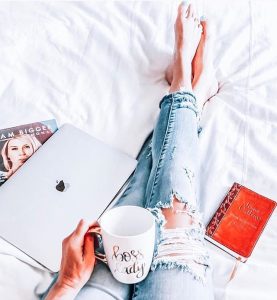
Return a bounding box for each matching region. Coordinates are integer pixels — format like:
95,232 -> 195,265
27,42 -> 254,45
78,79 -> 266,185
45,281 -> 79,300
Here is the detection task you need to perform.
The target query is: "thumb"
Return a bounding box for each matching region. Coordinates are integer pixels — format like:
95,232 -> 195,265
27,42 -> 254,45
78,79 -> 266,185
83,234 -> 95,264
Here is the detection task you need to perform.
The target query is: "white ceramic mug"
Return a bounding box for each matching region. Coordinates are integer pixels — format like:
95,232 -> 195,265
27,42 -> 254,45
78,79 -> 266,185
89,205 -> 156,284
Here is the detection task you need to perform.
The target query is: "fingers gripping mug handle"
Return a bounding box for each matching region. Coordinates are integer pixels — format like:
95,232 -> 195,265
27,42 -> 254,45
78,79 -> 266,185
88,226 -> 107,264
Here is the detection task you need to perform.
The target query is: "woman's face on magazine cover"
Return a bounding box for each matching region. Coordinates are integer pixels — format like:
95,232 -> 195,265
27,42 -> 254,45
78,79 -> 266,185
7,137 -> 34,171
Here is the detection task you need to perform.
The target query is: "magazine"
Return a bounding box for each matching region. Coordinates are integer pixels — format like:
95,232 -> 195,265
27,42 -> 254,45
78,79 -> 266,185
0,119 -> 58,186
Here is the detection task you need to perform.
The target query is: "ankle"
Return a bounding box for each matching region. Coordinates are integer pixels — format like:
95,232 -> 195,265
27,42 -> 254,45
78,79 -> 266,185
169,83 -> 193,93
169,62 -> 192,92
169,77 -> 192,93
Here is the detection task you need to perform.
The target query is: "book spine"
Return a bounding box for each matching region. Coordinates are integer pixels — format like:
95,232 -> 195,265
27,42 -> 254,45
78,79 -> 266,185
205,235 -> 247,262
206,182 -> 242,237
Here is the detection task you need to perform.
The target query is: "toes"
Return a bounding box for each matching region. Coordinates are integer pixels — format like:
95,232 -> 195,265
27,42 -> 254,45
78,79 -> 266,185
187,3 -> 192,18
177,2 -> 183,16
188,3 -> 195,18
194,17 -> 200,29
198,22 -> 203,34
200,19 -> 207,37
198,24 -> 203,36
178,1 -> 189,18
201,19 -> 215,43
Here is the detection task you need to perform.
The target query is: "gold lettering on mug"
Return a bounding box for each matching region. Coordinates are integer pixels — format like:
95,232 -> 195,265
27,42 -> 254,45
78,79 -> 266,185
112,245 -> 146,278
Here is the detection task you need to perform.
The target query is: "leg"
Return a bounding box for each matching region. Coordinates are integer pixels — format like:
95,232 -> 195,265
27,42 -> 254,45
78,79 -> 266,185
75,262 -> 131,300
192,18 -> 218,107
133,3 -> 216,299
166,9 -> 218,109
133,91 -> 214,300
145,90 -> 211,279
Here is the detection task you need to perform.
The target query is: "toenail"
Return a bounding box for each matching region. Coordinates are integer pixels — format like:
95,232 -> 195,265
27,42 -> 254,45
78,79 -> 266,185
181,1 -> 189,11
200,15 -> 206,21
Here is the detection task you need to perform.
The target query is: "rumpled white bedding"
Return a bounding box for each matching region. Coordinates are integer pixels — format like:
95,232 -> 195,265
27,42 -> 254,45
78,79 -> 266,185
0,0 -> 276,299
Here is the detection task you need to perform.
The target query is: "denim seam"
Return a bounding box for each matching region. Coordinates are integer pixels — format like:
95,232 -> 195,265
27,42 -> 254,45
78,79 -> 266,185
117,177 -> 135,201
132,282 -> 139,299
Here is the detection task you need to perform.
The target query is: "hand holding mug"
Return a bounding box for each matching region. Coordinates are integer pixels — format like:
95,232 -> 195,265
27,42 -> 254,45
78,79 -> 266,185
56,220 -> 96,293
89,205 -> 156,284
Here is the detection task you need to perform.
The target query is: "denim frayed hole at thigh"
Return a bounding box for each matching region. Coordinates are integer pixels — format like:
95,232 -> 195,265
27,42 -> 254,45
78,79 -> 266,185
147,192 -> 210,283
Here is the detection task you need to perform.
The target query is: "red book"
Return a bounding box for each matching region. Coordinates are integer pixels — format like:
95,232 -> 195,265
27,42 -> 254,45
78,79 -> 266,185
205,183 -> 276,262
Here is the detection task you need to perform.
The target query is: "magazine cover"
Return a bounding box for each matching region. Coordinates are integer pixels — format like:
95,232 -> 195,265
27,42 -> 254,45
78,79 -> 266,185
0,119 -> 58,186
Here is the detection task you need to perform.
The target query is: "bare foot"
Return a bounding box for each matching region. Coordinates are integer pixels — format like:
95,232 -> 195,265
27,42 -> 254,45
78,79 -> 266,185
192,20 -> 218,108
167,3 -> 202,93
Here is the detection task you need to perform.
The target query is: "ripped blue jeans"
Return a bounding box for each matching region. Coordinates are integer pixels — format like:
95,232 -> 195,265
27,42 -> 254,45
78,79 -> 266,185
42,91 -> 214,300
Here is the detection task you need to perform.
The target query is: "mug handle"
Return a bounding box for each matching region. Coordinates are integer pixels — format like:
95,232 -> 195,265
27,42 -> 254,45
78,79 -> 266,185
88,226 -> 108,264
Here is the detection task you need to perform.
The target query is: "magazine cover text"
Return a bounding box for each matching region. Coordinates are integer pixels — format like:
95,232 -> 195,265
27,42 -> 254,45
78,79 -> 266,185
0,120 -> 58,186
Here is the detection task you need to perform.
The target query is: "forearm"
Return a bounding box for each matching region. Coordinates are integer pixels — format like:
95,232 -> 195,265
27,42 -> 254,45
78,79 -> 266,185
45,282 -> 79,300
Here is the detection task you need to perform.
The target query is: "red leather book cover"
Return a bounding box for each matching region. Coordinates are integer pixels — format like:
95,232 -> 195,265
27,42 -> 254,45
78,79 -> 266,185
206,183 -> 276,261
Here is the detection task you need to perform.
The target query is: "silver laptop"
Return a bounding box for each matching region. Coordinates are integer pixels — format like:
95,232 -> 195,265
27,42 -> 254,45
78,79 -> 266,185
0,124 -> 137,272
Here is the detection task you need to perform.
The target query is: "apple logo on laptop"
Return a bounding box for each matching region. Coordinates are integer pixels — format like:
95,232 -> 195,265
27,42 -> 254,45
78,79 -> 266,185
56,180 -> 70,192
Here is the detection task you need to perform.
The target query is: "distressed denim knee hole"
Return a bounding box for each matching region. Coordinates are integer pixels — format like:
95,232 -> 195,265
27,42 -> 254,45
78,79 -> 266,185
147,193 -> 210,283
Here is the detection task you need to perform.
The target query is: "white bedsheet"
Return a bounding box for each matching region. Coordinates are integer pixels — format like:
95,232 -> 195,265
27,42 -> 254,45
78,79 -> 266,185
0,0 -> 276,299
